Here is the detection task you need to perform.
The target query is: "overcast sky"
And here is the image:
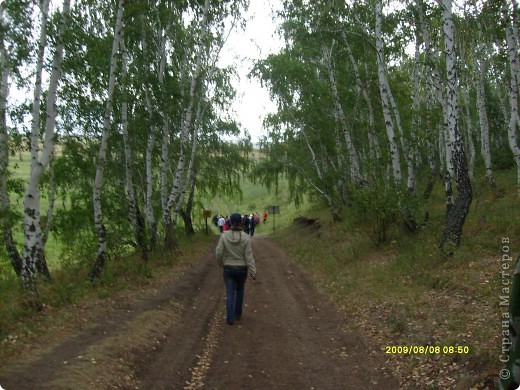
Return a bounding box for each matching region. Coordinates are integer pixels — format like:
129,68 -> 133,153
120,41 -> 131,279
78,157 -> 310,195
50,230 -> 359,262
218,0 -> 284,144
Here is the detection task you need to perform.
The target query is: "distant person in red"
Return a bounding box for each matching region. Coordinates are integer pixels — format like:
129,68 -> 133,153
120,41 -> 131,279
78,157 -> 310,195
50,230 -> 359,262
223,217 -> 230,232
216,213 -> 256,325
263,210 -> 268,224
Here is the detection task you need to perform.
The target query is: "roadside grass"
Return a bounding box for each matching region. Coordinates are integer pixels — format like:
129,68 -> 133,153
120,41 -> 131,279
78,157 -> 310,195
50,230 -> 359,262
4,152 -> 64,271
0,232 -> 216,354
270,169 -> 519,389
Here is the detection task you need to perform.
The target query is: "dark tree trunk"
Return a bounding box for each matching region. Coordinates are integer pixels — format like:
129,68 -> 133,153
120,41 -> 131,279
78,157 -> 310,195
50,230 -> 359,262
36,250 -> 51,281
135,203 -> 148,261
4,229 -> 22,276
180,210 -> 195,236
163,219 -> 178,251
181,176 -> 196,236
440,134 -> 472,251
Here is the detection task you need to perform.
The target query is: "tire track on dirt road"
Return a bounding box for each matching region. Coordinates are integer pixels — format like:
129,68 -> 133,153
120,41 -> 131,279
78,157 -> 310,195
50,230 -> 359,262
202,235 -> 399,389
134,255 -> 225,389
137,234 -> 399,389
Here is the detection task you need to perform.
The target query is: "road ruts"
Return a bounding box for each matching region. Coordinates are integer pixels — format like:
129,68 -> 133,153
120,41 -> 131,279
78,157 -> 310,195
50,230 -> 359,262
137,234 -> 399,389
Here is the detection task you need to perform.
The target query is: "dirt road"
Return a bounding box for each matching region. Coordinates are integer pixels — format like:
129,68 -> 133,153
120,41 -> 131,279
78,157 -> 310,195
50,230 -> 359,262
0,235 -> 398,389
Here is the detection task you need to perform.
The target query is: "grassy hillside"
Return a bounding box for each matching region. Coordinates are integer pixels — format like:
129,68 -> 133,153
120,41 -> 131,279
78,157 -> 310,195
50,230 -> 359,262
198,171 -> 311,233
255,170 -> 519,389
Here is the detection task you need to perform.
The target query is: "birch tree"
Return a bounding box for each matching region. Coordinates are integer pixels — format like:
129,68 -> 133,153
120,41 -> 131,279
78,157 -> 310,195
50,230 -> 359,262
0,0 -> 26,276
22,0 -> 70,296
120,35 -> 147,261
89,0 -> 124,280
375,0 -> 402,185
342,30 -> 380,164
439,0 -> 472,250
322,42 -> 363,185
164,0 -> 210,248
473,21 -> 496,188
415,1 -> 455,209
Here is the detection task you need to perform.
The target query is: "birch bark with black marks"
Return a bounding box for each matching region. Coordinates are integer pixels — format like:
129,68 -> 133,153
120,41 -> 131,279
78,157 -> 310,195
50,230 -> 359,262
173,102 -> 203,226
342,31 -> 380,163
165,0 -> 210,247
89,0 -> 124,280
22,0 -> 70,295
0,3 -> 23,276
375,0 -> 401,184
153,14 -> 172,251
22,0 -> 50,293
411,25 -> 435,199
322,42 -> 362,185
417,1 -> 454,209
439,0 -> 472,250
462,88 -> 476,180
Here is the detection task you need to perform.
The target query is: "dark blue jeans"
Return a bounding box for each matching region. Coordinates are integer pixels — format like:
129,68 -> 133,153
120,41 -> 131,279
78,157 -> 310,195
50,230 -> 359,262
223,267 -> 248,324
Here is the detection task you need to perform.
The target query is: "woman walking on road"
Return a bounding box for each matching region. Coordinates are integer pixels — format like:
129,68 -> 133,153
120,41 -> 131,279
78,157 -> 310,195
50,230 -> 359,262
216,213 -> 257,325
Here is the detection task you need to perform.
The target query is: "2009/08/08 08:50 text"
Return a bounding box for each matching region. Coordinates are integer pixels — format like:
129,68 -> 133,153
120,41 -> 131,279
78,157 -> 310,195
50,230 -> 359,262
385,345 -> 470,355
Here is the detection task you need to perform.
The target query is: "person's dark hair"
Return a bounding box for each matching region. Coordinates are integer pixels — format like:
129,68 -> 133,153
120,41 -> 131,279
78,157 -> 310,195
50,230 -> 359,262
230,213 -> 242,227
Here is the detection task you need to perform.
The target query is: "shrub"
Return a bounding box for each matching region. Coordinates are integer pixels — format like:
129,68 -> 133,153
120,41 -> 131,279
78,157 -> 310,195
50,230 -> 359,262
349,183 -> 401,245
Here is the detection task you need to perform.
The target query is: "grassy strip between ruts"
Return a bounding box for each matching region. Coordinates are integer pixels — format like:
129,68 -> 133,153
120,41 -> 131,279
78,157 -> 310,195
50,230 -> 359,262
271,172 -> 519,389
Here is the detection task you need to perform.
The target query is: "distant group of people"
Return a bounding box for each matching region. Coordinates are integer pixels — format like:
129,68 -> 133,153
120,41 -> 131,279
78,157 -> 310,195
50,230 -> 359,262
213,211 -> 268,236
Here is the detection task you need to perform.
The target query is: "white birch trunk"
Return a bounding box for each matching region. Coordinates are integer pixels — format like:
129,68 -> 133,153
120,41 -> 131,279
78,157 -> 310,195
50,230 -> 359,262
120,36 -> 145,257
159,118 -> 168,230
462,88 -> 476,180
173,103 -> 203,226
503,1 -> 520,194
440,0 -> 473,249
120,38 -> 137,233
322,43 -> 363,185
417,2 -> 454,207
375,0 -> 401,184
23,0 -> 70,290
159,127 -> 169,234
443,0 -> 458,177
385,74 -> 415,191
342,32 -> 380,162
157,21 -> 172,239
22,0 -> 49,289
474,29 -> 495,187
0,4 -> 23,276
145,87 -> 158,249
411,30 -> 423,189
302,128 -> 324,182
166,0 -> 210,240
90,0 -> 124,279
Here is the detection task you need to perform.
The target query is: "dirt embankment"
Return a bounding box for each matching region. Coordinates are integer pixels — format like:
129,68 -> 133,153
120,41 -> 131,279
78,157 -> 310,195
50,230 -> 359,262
0,235 -> 398,389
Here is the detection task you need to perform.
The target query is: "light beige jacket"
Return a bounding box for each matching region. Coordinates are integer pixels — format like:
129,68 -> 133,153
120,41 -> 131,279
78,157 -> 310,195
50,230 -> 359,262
216,229 -> 256,275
